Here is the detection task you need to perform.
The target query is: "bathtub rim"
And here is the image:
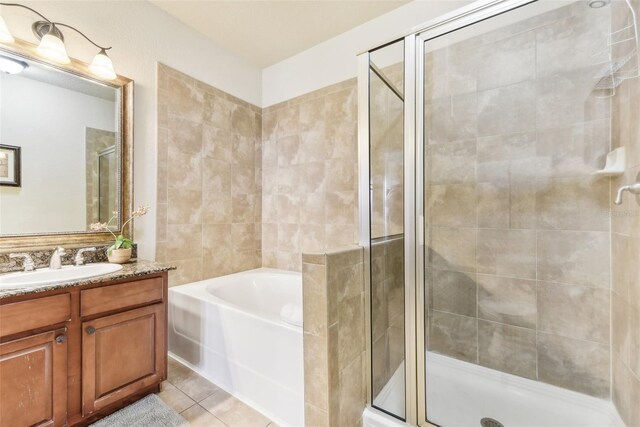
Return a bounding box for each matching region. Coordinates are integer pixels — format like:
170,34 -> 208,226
168,267 -> 303,331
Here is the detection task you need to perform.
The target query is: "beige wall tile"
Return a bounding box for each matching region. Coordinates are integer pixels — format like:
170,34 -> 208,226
536,120 -> 610,178
477,274 -> 536,329
429,311 -> 478,363
476,132 -> 536,183
477,81 -> 535,137
536,177 -> 609,231
337,293 -> 364,368
337,354 -> 365,427
477,31 -> 535,91
538,281 -> 610,344
168,258 -> 203,287
477,229 -> 536,279
429,227 -> 477,273
427,184 -> 477,227
537,230 -> 610,288
304,332 -> 329,411
305,403 -> 329,427
426,93 -> 477,143
538,332 -> 610,398
612,354 -> 632,427
203,159 -> 231,195
631,374 -> 640,427
536,71 -> 610,130
427,139 -> 476,185
478,320 -> 536,379
168,116 -> 203,156
612,291 -> 631,366
477,182 -> 510,228
202,125 -> 233,163
202,195 -> 232,224
431,270 -> 477,317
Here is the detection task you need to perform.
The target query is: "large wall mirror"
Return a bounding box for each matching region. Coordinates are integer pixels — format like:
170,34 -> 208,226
0,39 -> 132,248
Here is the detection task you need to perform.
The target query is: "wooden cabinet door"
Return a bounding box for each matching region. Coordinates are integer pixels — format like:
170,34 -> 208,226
81,304 -> 165,416
0,329 -> 68,427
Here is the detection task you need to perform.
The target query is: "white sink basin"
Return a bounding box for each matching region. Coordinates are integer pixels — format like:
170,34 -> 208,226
0,263 -> 123,289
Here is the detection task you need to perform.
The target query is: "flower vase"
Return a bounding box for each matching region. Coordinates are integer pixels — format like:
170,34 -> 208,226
107,248 -> 132,264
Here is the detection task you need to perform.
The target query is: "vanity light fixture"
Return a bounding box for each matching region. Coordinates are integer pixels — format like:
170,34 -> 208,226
35,23 -> 70,64
89,48 -> 116,80
0,15 -> 13,42
0,2 -> 117,79
0,54 -> 26,73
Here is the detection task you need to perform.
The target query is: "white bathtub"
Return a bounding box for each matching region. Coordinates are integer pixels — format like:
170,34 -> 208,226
168,268 -> 304,427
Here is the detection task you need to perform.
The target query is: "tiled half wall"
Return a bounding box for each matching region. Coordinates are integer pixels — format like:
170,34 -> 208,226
302,246 -> 366,427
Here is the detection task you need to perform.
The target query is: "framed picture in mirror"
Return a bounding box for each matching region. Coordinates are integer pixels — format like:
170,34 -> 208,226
0,144 -> 21,187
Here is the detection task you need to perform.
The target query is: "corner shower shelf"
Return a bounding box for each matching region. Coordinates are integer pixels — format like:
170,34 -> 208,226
593,147 -> 626,177
592,0 -> 639,95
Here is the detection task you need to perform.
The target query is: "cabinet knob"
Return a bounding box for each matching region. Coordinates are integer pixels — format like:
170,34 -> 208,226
86,326 -> 96,335
55,335 -> 66,344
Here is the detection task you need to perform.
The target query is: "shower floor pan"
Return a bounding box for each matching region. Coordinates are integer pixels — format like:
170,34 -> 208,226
370,352 -> 624,427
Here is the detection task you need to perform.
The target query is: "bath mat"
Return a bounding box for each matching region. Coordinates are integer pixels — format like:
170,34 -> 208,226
89,393 -> 189,427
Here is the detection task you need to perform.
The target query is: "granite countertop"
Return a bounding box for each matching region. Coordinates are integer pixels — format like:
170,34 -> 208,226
0,260 -> 176,300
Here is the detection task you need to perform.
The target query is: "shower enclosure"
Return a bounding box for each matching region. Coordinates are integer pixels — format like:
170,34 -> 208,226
359,0 -> 640,426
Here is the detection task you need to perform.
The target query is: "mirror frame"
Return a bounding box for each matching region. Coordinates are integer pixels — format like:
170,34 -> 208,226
0,37 -> 133,250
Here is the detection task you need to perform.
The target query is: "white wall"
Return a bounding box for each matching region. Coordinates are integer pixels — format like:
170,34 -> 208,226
262,0 -> 471,107
0,74 -> 115,234
2,1 -> 262,259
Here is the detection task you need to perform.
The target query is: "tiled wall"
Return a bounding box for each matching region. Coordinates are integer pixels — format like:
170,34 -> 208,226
425,2 -> 613,398
261,80 -> 359,272
611,1 -> 640,425
156,64 -> 262,286
302,246 -> 366,427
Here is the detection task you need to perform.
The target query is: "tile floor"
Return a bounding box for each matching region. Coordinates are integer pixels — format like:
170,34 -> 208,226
158,356 -> 276,427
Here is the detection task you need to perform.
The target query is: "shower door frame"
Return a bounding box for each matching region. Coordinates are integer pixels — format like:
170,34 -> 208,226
358,0 -> 541,425
415,1 -> 543,424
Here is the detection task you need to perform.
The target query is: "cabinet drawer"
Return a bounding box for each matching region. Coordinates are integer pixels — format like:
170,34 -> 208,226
81,277 -> 163,317
0,294 -> 71,338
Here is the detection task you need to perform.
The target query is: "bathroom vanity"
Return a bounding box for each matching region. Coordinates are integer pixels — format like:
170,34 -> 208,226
0,262 -> 173,427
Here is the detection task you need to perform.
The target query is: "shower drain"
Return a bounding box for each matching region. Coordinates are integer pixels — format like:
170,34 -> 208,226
480,417 -> 505,427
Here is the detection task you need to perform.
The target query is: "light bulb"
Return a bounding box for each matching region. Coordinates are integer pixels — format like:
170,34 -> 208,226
0,56 -> 27,74
37,27 -> 70,64
89,49 -> 116,80
0,16 -> 14,43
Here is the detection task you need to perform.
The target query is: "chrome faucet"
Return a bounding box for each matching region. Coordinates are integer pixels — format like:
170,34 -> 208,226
49,247 -> 66,270
614,182 -> 640,205
9,253 -> 35,272
74,247 -> 96,266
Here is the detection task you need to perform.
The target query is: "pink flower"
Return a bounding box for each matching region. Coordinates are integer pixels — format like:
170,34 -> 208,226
131,205 -> 150,217
89,222 -> 109,232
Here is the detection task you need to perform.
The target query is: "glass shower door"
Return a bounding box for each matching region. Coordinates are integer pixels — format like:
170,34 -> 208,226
420,1 -> 625,426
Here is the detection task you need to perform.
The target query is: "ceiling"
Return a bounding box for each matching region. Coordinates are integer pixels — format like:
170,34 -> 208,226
150,0 -> 411,68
